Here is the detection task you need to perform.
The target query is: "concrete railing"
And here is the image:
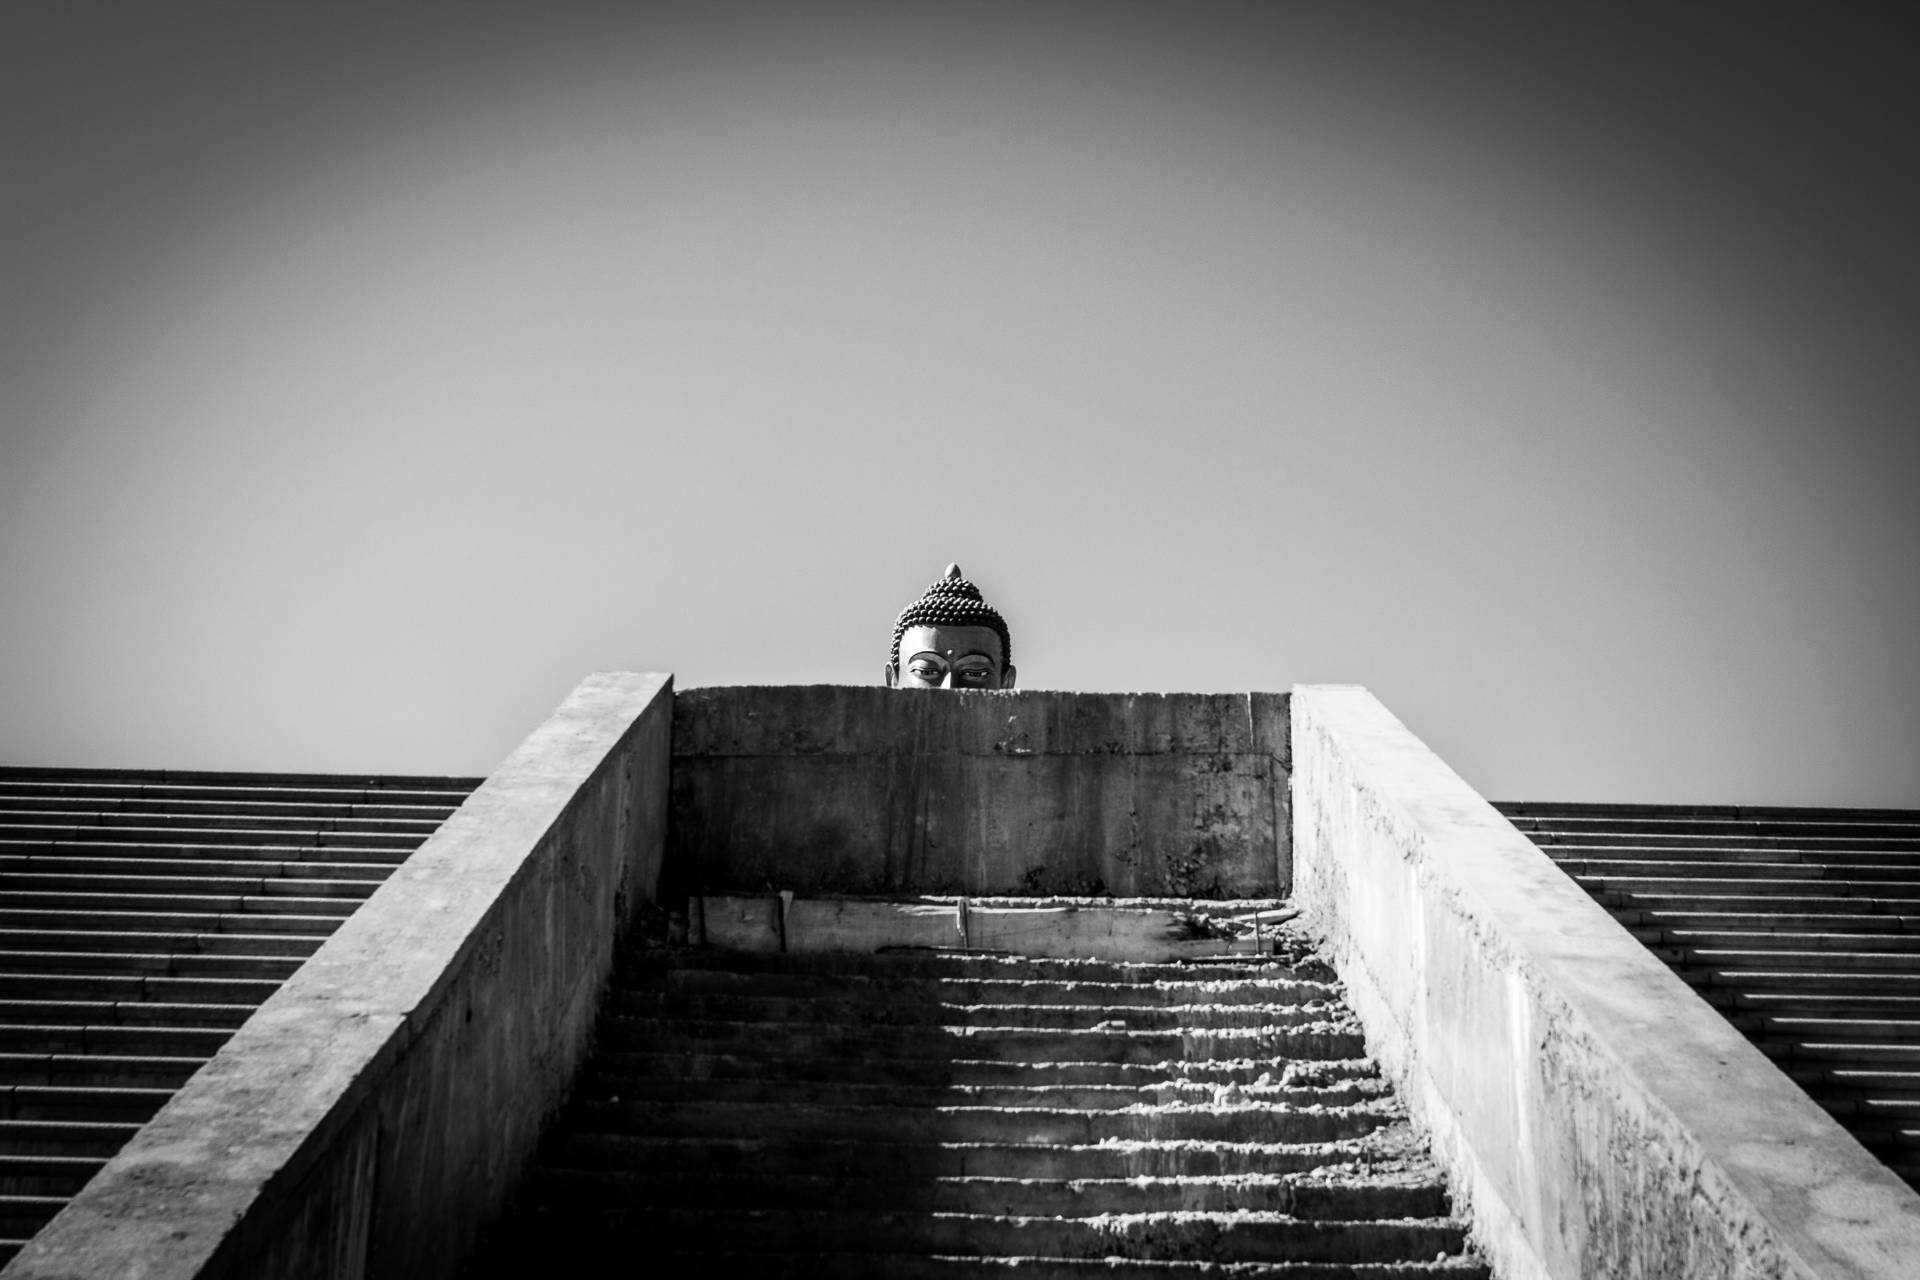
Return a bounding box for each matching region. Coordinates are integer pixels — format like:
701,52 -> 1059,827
6,672 -> 674,1280
670,686 -> 1291,899
1290,684 -> 1920,1280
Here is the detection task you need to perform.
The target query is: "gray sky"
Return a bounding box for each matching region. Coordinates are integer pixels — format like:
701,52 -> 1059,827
4,3 -> 1917,805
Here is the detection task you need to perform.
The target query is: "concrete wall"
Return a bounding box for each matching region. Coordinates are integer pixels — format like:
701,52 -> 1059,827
670,686 -> 1290,899
1290,684 -> 1920,1280
5,672 -> 674,1280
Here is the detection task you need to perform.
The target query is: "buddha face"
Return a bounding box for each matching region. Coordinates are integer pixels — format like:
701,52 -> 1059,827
886,624 -> 1016,690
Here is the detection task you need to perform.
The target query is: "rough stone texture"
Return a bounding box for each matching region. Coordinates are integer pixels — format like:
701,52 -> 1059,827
2,672 -> 674,1280
1290,684 -> 1920,1280
701,894 -> 1288,961
670,686 -> 1290,898
462,939 -> 1489,1277
781,896 -> 965,952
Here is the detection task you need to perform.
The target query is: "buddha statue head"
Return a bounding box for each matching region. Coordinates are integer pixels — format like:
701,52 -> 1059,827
885,564 -> 1016,690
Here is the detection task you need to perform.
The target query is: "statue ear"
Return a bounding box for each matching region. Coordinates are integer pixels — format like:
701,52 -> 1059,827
1000,664 -> 1016,690
883,662 -> 899,688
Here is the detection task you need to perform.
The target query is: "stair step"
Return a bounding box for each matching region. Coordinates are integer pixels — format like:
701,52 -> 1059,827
0,772 -> 479,802
0,821 -> 430,849
1695,971 -> 1920,994
483,1244 -> 1492,1279
559,1098 -> 1396,1146
1580,876 -> 1920,897
1718,998 -> 1920,1026
597,1017 -> 1368,1063
0,855 -> 399,881
585,1051 -> 1375,1090
1605,893 -> 1920,914
573,1074 -> 1386,1111
1817,1096 -> 1920,1121
1755,1018 -> 1920,1043
0,1024 -> 231,1056
0,950 -> 303,979
0,1195 -> 66,1237
1569,859 -> 1920,881
0,807 -> 444,834
544,1132 -> 1421,1181
0,1053 -> 206,1087
489,1207 -> 1471,1264
1543,838 -> 1920,857
0,909 -> 350,936
648,969 -> 1342,1007
1640,931 -> 1920,954
608,991 -> 1348,1030
1769,1043 -> 1920,1065
521,1168 -> 1449,1218
0,1000 -> 253,1029
0,892 -> 359,917
0,1119 -> 140,1156
0,1155 -> 104,1198
634,950 -> 1318,985
0,795 -> 460,822
0,973 -> 281,1004
0,1086 -> 169,1122
0,843 -> 412,871
1687,951 -> 1920,973
0,930 -> 326,958
1514,814 -> 1920,831
1637,911 -> 1920,932
1816,1069 -> 1920,1096
0,873 -> 382,897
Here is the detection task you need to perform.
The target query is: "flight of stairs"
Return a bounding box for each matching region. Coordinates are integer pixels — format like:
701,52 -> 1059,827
1499,801 -> 1920,1187
468,928 -> 1490,1277
0,766 -> 480,1262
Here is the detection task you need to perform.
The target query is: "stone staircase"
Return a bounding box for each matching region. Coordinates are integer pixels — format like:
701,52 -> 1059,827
0,766 -> 479,1262
467,918 -> 1490,1277
1499,801 -> 1920,1187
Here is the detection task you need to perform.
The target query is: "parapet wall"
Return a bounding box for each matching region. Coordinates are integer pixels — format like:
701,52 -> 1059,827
1290,684 -> 1920,1280
670,686 -> 1291,899
7,672 -> 673,1280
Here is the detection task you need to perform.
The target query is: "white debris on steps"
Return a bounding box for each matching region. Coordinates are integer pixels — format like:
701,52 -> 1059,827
461,902 -> 1491,1278
698,893 -> 1303,962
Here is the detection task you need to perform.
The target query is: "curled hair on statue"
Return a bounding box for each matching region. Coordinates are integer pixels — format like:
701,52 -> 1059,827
888,564 -> 1012,672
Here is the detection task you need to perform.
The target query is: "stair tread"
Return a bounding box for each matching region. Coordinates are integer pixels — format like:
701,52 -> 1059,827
0,765 -> 468,1254
1512,799 -> 1920,1193
475,923 -> 1479,1275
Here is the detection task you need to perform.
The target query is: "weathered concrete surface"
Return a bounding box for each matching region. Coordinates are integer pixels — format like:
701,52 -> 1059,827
781,896 -> 965,953
3,672 -> 674,1280
702,893 -> 784,952
671,686 -> 1289,898
1290,684 -> 1920,1280
701,894 -> 1289,961
466,938 -> 1487,1276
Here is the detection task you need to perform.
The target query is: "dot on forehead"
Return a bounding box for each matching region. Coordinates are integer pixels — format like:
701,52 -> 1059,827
901,625 -> 1003,663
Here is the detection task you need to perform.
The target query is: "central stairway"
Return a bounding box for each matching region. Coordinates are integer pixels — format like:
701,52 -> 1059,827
467,917 -> 1489,1278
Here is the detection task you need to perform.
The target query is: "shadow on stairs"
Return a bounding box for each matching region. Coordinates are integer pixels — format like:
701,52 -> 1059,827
461,898 -> 1489,1279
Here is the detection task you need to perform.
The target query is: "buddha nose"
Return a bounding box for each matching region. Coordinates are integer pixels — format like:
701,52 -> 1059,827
938,670 -> 958,689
